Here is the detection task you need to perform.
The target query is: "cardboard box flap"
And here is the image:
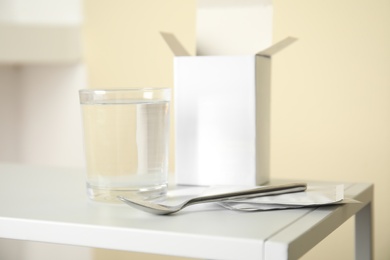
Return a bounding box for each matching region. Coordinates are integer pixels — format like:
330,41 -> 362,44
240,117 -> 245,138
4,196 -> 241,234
162,32 -> 297,58
256,37 -> 297,57
160,32 -> 191,57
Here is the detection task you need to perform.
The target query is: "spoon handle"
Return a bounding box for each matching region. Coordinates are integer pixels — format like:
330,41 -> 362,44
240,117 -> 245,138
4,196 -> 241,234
187,183 -> 307,206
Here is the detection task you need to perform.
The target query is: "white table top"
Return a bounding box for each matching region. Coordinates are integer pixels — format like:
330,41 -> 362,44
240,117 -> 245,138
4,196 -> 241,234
0,163 -> 373,260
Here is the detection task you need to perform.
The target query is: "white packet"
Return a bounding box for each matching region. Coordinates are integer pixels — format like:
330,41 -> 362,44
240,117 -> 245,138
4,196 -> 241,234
202,184 -> 356,211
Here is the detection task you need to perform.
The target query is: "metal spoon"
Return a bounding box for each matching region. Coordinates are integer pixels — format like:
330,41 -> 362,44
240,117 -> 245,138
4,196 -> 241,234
118,183 -> 307,215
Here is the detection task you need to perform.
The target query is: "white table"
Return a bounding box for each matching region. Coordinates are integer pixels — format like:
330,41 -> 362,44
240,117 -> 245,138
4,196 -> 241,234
0,163 -> 373,260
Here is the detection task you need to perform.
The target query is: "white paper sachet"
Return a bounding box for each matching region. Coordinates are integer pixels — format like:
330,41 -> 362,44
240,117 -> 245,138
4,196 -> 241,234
201,184 -> 356,212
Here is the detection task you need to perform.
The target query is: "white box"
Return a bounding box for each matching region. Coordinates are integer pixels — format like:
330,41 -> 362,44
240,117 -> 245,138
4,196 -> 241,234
162,1 -> 296,186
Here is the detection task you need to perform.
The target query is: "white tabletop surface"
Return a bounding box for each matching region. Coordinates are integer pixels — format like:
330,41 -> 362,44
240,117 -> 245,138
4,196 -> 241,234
0,163 -> 373,260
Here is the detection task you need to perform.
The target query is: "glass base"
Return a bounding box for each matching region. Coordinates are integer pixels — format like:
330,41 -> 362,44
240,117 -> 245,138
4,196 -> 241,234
86,183 -> 167,203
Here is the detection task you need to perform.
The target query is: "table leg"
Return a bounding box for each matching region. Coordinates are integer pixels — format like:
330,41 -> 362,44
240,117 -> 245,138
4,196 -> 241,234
355,202 -> 373,260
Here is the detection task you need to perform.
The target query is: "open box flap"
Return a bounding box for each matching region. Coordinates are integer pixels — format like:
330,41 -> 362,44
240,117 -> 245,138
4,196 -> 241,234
161,32 -> 297,57
160,32 -> 191,57
256,37 -> 297,57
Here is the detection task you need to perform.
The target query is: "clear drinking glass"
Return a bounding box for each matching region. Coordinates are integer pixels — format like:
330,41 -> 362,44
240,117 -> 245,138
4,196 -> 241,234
79,88 -> 171,202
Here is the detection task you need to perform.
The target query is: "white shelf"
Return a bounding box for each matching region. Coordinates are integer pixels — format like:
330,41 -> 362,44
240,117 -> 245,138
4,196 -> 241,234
0,163 -> 373,260
0,23 -> 82,64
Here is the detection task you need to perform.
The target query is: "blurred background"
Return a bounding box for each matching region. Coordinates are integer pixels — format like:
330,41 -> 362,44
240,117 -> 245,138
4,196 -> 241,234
0,0 -> 389,259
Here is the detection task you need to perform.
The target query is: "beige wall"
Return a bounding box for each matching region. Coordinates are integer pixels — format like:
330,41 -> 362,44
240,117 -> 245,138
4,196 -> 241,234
83,0 -> 390,259
83,0 -> 196,88
272,1 -> 390,259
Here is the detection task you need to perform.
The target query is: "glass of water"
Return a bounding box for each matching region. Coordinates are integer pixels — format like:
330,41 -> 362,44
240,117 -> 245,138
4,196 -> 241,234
79,88 -> 171,202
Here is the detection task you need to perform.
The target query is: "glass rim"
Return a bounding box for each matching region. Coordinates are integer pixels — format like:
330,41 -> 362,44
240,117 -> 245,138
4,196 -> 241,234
79,88 -> 171,104
79,88 -> 171,94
